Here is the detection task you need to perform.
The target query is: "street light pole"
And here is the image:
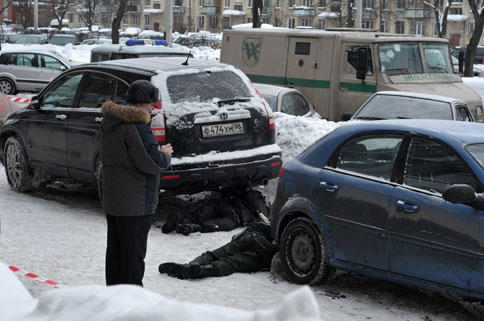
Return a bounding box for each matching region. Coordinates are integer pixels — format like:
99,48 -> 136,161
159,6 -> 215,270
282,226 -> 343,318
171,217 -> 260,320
34,0 -> 38,31
164,0 -> 173,45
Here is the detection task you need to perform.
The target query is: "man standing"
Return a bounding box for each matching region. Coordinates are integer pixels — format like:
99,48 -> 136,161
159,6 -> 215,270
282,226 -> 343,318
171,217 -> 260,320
100,80 -> 173,286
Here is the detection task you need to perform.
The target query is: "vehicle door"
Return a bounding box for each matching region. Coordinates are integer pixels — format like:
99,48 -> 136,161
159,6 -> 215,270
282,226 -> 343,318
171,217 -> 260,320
8,53 -> 38,91
388,136 -> 484,293
315,133 -> 404,270
285,37 -> 318,110
28,72 -> 84,176
37,54 -> 67,90
338,43 -> 377,120
66,71 -> 129,183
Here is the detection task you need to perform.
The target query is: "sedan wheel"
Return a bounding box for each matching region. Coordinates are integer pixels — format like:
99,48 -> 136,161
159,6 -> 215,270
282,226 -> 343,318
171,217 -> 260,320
4,136 -> 32,192
280,217 -> 333,285
0,78 -> 15,95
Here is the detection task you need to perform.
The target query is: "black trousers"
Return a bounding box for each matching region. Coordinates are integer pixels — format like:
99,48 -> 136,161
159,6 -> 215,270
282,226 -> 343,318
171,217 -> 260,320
105,214 -> 152,286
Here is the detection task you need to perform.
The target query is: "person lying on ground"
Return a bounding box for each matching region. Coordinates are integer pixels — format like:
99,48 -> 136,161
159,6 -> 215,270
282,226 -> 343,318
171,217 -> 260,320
161,189 -> 269,236
158,220 -> 277,279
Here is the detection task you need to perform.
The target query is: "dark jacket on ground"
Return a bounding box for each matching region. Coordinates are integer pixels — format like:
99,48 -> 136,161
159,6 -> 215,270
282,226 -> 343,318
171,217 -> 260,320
100,101 -> 171,216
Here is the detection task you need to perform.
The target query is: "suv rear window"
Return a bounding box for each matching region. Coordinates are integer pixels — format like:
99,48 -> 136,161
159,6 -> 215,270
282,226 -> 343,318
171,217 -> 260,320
167,70 -> 251,103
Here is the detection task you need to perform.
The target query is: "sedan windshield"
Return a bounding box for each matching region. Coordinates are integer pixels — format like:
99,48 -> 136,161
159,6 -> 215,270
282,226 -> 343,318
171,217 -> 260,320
167,70 -> 251,103
353,94 -> 453,120
466,143 -> 484,169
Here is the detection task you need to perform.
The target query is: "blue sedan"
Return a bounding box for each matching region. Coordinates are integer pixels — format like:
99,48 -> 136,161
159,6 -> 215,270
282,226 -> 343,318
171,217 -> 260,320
271,119 -> 484,301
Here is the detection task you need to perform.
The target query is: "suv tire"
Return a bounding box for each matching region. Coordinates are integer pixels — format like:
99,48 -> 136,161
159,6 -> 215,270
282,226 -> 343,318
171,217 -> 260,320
4,136 -> 32,192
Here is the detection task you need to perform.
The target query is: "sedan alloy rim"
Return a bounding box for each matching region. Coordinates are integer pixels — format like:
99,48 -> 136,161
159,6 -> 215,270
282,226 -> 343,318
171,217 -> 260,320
6,144 -> 21,188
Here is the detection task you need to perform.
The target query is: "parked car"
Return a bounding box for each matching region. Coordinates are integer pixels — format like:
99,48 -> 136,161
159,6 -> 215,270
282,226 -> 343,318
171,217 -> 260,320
451,46 -> 484,64
0,92 -> 21,127
254,83 -> 315,117
271,119 -> 484,301
50,34 -> 79,46
13,34 -> 48,45
350,91 -> 475,122
0,49 -> 72,94
0,57 -> 282,194
90,44 -> 191,62
81,38 -> 112,45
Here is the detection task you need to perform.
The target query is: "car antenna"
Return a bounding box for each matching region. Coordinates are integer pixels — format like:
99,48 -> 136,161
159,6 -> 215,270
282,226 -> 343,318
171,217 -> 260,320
182,51 -> 191,66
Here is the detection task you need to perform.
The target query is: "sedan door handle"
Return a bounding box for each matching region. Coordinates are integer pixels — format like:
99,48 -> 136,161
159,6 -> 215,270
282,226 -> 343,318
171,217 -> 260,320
319,181 -> 339,192
95,117 -> 103,123
396,200 -> 420,213
55,114 -> 67,120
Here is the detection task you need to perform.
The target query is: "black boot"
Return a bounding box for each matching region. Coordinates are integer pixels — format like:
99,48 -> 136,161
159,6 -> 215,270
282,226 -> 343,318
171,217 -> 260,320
159,262 -> 184,275
176,223 -> 201,236
162,213 -> 179,234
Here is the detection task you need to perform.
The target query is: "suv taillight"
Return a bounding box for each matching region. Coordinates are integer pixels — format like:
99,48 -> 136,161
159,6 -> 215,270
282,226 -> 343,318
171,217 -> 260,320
279,165 -> 285,177
150,111 -> 166,143
249,81 -> 276,131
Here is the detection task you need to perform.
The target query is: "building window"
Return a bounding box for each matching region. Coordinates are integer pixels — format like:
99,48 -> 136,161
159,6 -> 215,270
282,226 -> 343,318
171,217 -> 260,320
362,20 -> 373,29
288,18 -> 295,28
301,18 -> 312,26
187,0 -> 192,7
210,16 -> 218,28
362,0 -> 372,8
396,0 -> 405,9
68,13 -> 74,23
154,3 -> 161,8
78,15 -> 82,23
396,21 -> 405,34
198,16 -> 204,27
469,22 -> 475,38
248,0 -> 252,7
101,13 -> 110,24
234,4 -> 243,10
381,0 -> 388,9
224,0 -> 230,6
145,0 -> 150,5
412,21 -> 424,35
450,7 -> 462,14
433,22 -> 438,36
199,0 -> 202,7
223,17 -> 230,28
94,14 -> 99,24
381,20 -> 388,32
276,0 -> 280,7
288,0 -> 295,7
275,18 -> 281,26
144,15 -> 149,26
302,0 -> 312,6
318,19 -> 325,29
123,16 -> 128,24
133,14 -> 141,25
318,0 -> 326,6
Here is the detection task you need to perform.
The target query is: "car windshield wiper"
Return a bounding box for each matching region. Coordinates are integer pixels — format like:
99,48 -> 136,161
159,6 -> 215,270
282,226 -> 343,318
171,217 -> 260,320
354,116 -> 386,120
216,98 -> 251,107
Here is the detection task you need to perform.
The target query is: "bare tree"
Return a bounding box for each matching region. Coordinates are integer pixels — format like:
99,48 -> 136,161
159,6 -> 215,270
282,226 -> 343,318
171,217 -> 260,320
252,0 -> 263,28
347,0 -> 355,27
76,0 -> 97,32
0,0 -> 16,18
423,0 -> 451,38
464,0 -> 484,77
51,0 -> 73,30
16,0 -> 34,29
112,0 -> 127,44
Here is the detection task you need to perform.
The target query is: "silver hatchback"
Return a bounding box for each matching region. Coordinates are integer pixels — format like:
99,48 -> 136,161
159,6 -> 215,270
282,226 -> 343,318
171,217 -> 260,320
0,49 -> 72,94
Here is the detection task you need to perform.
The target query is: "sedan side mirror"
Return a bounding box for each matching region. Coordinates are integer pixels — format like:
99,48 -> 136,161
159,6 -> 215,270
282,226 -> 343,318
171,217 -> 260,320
443,184 -> 484,210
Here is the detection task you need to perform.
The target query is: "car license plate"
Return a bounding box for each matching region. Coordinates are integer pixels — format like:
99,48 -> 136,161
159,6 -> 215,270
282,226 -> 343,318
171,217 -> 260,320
202,122 -> 244,137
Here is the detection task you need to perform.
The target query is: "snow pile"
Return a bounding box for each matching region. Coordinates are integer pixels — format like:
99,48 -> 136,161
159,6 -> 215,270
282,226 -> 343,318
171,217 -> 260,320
1,262 -> 320,321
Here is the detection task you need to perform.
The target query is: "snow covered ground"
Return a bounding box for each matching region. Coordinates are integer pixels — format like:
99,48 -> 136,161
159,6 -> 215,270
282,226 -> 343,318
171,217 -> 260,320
0,42 -> 483,320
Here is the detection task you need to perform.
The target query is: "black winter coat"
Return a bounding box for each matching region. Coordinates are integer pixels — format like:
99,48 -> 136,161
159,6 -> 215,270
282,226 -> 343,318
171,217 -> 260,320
100,101 -> 171,216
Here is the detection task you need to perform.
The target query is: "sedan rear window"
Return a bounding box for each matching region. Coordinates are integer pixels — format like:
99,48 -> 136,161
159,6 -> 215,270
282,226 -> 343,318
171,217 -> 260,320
167,70 -> 251,103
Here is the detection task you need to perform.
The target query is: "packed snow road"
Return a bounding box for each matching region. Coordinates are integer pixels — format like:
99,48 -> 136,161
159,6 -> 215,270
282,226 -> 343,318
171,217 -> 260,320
0,165 -> 477,320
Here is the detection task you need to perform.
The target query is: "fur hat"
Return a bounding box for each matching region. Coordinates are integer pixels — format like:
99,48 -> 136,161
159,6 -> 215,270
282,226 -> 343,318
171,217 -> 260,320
127,80 -> 159,104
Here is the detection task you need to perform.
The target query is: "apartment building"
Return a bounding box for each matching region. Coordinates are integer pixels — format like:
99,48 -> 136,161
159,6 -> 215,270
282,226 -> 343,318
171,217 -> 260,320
63,0 -> 481,46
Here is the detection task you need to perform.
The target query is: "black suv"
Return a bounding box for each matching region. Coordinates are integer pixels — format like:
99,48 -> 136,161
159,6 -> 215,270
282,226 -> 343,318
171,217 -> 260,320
0,57 -> 282,194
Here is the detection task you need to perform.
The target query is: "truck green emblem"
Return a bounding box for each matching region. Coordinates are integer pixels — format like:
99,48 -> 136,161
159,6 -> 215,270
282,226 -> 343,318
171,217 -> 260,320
242,37 -> 261,66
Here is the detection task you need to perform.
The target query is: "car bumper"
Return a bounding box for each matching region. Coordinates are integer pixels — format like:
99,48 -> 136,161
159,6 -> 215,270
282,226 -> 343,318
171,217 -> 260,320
160,144 -> 282,193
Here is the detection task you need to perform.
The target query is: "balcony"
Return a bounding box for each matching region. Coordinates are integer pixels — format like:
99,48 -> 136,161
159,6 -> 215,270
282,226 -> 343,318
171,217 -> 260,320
202,6 -> 220,15
293,7 -> 316,16
126,5 -> 138,12
173,6 -> 185,13
98,5 -> 111,13
261,7 -> 272,15
404,8 -> 430,18
362,9 -> 376,18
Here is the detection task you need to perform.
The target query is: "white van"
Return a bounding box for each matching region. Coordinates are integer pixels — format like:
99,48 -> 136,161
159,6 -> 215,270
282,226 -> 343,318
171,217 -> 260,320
221,28 -> 483,122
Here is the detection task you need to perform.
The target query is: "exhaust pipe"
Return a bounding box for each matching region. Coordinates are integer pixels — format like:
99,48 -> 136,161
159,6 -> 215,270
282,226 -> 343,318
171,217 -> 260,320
261,178 -> 269,186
